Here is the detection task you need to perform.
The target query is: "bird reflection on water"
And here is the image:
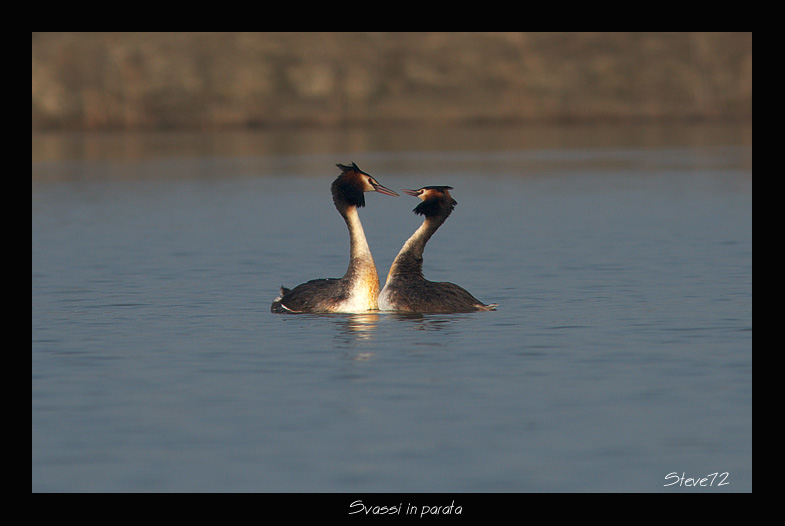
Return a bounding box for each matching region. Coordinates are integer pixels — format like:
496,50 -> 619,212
322,311 -> 468,353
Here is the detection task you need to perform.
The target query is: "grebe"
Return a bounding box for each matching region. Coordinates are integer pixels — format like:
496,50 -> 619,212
378,186 -> 497,313
271,163 -> 398,313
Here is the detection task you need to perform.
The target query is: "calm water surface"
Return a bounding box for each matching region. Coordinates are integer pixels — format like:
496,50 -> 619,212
32,125 -> 752,492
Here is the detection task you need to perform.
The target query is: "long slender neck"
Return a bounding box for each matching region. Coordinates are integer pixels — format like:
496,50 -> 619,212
341,205 -> 377,277
385,215 -> 447,284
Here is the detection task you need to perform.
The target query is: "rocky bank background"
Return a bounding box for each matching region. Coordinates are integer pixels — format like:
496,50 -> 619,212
32,32 -> 752,131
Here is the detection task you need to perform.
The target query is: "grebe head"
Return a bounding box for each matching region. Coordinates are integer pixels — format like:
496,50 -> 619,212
333,163 -> 398,209
402,186 -> 457,218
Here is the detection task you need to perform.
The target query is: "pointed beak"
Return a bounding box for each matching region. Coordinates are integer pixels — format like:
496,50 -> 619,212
372,182 -> 399,197
402,188 -> 421,197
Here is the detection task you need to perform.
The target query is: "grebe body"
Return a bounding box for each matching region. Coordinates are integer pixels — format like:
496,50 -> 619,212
271,163 -> 398,313
378,186 -> 496,313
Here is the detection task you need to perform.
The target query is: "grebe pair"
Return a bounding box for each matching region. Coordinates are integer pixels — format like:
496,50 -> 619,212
271,163 -> 496,314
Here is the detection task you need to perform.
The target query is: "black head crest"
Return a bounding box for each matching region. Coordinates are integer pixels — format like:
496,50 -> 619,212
413,190 -> 457,218
336,162 -> 367,175
332,163 -> 366,208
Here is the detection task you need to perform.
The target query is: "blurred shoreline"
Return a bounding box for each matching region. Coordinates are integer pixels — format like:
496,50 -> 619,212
32,32 -> 752,132
32,122 -> 753,183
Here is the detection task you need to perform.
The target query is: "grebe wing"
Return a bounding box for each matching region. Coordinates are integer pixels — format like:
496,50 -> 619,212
425,282 -> 496,312
271,278 -> 344,313
385,280 -> 496,313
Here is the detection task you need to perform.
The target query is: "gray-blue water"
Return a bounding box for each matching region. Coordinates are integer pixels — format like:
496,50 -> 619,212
32,125 -> 752,492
